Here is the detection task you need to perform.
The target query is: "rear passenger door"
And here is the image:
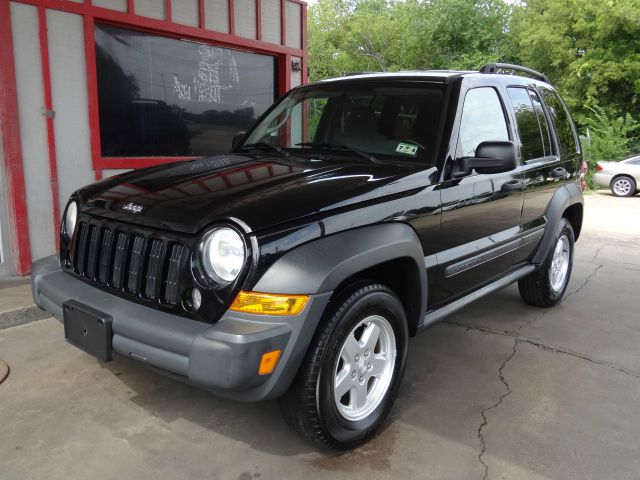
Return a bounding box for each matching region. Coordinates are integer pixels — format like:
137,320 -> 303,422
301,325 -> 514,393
516,86 -> 580,227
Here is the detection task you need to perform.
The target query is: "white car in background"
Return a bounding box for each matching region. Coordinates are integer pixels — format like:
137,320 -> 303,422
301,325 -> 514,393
593,155 -> 640,197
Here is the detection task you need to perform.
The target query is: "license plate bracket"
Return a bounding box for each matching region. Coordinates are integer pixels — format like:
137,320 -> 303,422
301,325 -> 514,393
63,300 -> 113,362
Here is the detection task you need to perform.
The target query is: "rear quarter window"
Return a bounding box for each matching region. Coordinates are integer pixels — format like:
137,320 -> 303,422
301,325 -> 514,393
539,88 -> 580,157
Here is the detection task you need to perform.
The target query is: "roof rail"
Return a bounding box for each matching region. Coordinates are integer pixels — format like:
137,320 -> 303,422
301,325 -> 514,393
479,63 -> 551,84
343,71 -> 381,76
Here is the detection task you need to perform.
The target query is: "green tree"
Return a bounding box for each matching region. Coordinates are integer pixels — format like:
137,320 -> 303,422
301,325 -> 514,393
504,0 -> 640,128
307,0 -> 511,81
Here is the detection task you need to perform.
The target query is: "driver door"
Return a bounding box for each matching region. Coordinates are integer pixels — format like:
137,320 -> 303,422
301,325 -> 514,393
432,84 -> 525,305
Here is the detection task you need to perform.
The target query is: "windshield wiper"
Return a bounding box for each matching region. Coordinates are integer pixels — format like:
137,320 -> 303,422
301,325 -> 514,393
239,142 -> 289,157
296,142 -> 379,163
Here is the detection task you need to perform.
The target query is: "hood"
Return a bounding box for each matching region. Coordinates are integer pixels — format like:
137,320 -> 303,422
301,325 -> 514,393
78,154 -> 434,235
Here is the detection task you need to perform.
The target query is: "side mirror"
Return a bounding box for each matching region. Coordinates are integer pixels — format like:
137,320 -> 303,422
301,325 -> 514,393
464,141 -> 516,174
231,132 -> 246,150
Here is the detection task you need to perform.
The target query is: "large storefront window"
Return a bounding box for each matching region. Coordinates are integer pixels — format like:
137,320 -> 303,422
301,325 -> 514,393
95,24 -> 277,157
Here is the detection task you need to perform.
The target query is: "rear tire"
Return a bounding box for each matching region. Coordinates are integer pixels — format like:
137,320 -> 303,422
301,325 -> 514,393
518,218 -> 575,308
280,281 -> 408,451
610,176 -> 636,197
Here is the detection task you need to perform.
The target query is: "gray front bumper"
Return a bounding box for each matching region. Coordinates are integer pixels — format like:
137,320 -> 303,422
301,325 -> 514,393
31,255 -> 331,401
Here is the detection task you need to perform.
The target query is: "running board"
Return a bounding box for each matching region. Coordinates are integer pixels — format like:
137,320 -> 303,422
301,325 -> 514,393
419,264 -> 536,331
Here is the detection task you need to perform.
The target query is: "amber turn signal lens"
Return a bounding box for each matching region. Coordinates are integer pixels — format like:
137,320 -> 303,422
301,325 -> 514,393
229,291 -> 309,315
258,349 -> 282,375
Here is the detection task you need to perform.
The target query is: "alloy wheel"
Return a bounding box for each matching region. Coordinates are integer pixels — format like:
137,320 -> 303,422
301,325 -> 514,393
333,315 -> 396,421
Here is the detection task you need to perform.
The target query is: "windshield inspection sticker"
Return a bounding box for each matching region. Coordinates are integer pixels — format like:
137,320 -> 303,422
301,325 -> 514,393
396,142 -> 419,156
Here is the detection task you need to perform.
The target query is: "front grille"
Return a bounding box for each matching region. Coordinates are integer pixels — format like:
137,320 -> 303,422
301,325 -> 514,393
71,220 -> 187,305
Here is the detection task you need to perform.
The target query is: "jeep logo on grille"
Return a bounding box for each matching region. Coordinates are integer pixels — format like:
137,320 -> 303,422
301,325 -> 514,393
122,202 -> 143,214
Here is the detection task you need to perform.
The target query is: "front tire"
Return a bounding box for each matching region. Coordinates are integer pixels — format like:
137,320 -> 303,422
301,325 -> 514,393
610,176 -> 636,197
518,218 -> 575,307
280,281 -> 408,451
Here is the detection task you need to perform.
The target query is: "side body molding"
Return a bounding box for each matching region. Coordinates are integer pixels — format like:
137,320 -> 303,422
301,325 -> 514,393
532,182 -> 584,265
253,222 -> 428,328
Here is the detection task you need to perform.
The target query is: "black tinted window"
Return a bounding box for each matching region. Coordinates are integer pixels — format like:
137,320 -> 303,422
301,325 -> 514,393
244,85 -> 444,163
95,24 -> 276,157
508,87 -> 545,161
539,87 -> 580,156
529,90 -> 553,156
456,88 -> 509,158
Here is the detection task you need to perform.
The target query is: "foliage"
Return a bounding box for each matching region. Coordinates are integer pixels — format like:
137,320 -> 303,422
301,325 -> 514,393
307,0 -> 640,177
307,0 -> 511,80
582,105 -> 638,163
504,0 -> 640,130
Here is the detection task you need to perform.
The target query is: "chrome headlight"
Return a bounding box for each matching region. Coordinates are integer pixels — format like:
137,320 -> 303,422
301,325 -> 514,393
62,201 -> 78,240
199,227 -> 246,283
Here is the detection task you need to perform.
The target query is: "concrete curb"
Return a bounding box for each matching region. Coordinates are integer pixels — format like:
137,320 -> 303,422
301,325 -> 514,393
0,306 -> 50,330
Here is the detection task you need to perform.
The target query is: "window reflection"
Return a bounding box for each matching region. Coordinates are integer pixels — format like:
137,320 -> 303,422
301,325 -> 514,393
539,87 -> 580,156
95,24 -> 276,157
456,88 -> 509,158
508,87 -> 545,161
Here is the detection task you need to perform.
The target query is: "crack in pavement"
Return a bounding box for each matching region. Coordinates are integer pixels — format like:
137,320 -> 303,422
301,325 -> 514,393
477,337 -> 519,480
445,321 -> 640,381
590,245 -> 605,263
446,318 -> 640,480
564,264 -> 604,300
515,263 -> 604,333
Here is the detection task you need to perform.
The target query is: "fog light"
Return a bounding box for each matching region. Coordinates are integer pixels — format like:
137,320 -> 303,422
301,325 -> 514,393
191,288 -> 202,311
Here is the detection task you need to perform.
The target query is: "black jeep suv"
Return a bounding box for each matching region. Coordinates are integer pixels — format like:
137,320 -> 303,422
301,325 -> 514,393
32,63 -> 585,450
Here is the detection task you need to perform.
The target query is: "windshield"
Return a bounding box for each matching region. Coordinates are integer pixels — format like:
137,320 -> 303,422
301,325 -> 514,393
240,82 -> 444,164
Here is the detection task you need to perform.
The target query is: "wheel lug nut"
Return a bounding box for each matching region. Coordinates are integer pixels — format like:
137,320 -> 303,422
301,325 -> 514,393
355,354 -> 360,361
351,370 -> 357,379
364,349 -> 370,357
359,375 -> 364,383
367,362 -> 372,370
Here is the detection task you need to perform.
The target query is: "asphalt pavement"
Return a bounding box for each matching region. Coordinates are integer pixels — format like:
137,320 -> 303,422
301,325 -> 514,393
1,190 -> 639,480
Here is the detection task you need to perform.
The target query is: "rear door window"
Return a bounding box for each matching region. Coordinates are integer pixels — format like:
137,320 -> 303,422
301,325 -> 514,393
529,90 -> 553,157
507,87 -> 546,161
539,87 -> 580,157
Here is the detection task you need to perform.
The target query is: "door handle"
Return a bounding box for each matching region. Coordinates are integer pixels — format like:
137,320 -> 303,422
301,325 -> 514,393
549,167 -> 567,179
501,180 -> 524,192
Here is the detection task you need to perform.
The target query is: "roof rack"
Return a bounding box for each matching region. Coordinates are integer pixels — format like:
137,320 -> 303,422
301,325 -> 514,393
479,63 -> 551,84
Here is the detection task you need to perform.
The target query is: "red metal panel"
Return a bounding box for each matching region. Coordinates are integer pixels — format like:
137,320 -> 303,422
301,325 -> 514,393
95,8 -> 302,55
83,14 -> 103,181
256,0 -> 261,40
228,0 -> 235,35
14,0 -> 304,56
301,1 -> 307,84
164,0 -> 172,21
278,53 -> 290,96
279,0 -> 285,46
0,0 -> 32,274
198,0 -> 204,28
38,5 -> 62,250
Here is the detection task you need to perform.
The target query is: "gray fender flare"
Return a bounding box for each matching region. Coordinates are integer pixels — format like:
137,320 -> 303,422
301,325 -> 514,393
532,182 -> 584,265
254,222 -> 428,328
